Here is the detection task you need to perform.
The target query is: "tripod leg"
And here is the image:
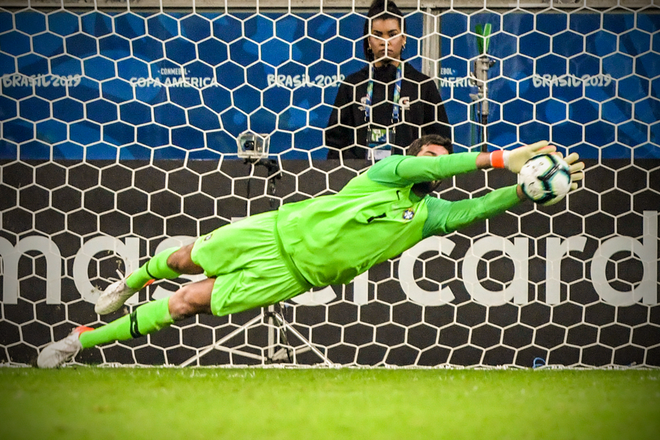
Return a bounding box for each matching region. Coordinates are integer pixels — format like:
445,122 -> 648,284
270,312 -> 334,366
180,314 -> 264,367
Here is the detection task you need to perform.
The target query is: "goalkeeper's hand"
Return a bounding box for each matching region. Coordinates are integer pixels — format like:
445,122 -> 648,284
563,152 -> 585,192
490,140 -> 557,173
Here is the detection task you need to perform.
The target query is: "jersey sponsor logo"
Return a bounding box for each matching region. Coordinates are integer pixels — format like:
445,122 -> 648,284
403,209 -> 414,220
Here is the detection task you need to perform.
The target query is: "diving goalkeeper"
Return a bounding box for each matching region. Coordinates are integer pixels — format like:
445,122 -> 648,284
37,135 -> 584,368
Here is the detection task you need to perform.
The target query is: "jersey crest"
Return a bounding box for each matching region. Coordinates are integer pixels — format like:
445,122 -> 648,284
403,209 -> 415,220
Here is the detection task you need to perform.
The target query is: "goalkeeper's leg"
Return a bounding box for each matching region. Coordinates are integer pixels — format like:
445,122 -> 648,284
95,244 -> 204,315
37,278 -> 214,368
82,277 -> 213,347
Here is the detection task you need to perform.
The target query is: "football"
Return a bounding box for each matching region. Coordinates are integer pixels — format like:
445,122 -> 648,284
519,153 -> 572,206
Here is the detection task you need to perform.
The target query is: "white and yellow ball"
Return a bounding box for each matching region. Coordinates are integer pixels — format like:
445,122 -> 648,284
519,153 -> 572,206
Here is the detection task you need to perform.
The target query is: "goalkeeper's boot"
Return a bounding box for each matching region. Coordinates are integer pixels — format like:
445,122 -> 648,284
95,273 -> 152,315
37,326 -> 93,368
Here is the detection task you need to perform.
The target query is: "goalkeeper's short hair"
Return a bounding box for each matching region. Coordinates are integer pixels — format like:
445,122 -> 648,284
406,135 -> 453,156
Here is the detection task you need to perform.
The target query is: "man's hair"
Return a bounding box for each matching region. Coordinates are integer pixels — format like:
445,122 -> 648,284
363,0 -> 405,62
406,135 -> 453,156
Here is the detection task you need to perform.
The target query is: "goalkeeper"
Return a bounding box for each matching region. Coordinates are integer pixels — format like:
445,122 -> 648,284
37,135 -> 584,368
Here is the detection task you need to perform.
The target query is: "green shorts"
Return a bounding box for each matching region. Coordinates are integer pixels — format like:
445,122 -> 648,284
190,211 -> 310,317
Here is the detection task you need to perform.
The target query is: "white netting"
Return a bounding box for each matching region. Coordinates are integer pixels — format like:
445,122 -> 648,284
0,0 -> 659,368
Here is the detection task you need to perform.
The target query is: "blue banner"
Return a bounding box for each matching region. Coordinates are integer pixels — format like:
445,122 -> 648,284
0,10 -> 658,160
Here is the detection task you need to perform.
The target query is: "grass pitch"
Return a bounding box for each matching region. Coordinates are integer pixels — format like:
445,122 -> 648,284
1,367 -> 658,440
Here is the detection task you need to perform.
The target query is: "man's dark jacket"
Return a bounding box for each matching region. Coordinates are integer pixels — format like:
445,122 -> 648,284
326,62 -> 451,159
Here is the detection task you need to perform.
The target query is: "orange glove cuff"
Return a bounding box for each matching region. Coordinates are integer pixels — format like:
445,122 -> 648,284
491,150 -> 506,169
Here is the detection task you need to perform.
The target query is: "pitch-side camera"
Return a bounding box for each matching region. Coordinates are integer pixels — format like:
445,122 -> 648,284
237,131 -> 270,161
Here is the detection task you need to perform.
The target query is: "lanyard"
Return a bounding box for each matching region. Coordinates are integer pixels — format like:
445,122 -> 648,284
364,63 -> 403,124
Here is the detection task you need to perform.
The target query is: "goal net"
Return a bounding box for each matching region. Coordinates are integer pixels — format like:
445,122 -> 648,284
0,0 -> 658,368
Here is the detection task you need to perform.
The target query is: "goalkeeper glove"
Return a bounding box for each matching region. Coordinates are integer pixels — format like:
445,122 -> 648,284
490,141 -> 557,173
564,152 -> 585,191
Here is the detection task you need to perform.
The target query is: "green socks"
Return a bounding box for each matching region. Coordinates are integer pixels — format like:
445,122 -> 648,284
79,298 -> 174,349
79,247 -> 182,349
125,247 -> 180,290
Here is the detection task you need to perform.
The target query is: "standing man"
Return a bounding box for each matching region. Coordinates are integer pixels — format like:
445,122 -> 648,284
326,0 -> 451,160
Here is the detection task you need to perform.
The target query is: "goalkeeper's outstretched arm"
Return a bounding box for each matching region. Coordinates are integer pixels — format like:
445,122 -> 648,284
382,139 -> 565,185
422,141 -> 585,236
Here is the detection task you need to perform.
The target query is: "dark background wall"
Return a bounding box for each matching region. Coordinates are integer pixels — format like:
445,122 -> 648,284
1,158 -> 658,367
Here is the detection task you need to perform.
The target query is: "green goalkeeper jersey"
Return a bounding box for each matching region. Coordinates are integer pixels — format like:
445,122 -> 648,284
275,153 -> 521,287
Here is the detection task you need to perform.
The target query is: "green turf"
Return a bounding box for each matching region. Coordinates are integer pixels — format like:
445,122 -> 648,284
1,367 -> 658,440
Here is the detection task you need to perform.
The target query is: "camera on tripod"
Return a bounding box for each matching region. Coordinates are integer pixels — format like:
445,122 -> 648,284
237,131 -> 270,161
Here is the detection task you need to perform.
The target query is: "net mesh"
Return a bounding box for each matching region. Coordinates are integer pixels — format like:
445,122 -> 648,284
0,1 -> 659,368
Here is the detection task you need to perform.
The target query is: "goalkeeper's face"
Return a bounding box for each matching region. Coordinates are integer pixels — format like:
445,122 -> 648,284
414,143 -> 450,194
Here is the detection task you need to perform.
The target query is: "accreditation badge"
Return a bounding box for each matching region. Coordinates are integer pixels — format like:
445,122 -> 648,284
366,126 -> 395,160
